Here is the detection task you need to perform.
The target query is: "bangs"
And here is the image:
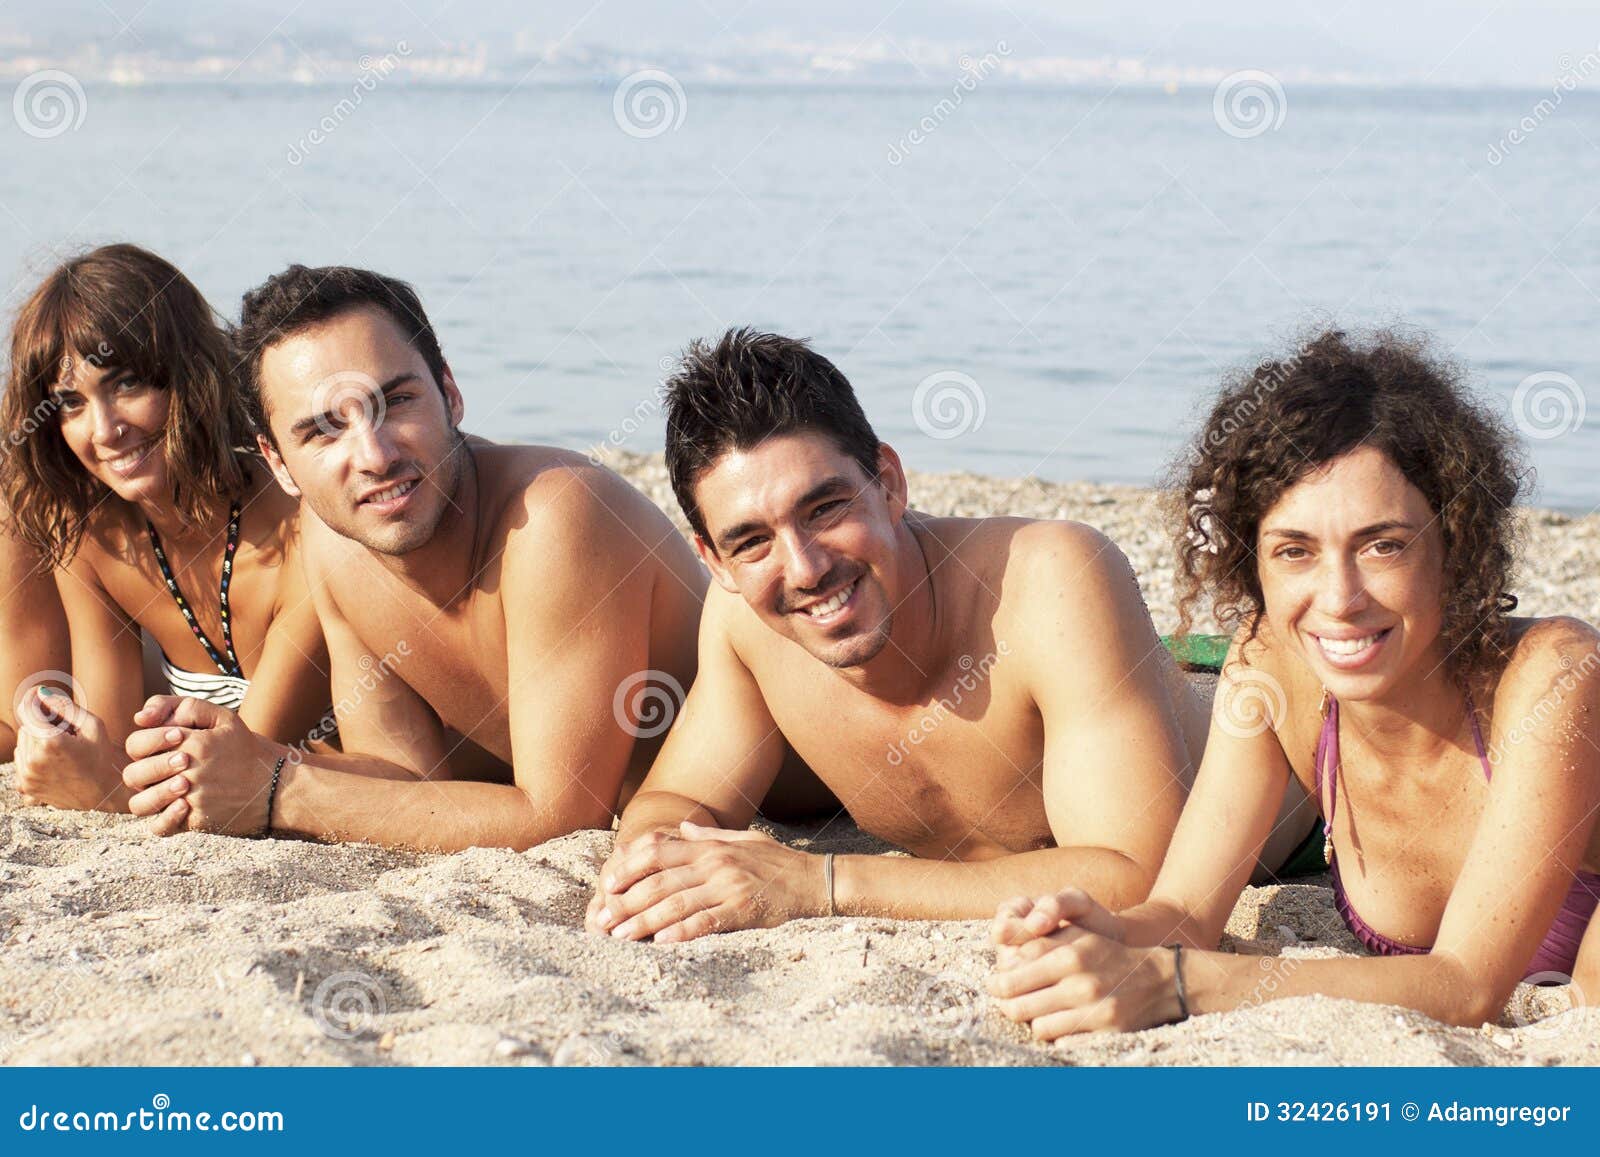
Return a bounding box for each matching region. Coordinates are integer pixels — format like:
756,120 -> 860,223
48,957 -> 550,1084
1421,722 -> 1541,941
23,269 -> 168,400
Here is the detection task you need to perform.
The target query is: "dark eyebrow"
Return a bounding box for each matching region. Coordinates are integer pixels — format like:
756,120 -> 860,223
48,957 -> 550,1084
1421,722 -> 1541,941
713,474 -> 857,554
1262,519 -> 1418,542
289,373 -> 417,440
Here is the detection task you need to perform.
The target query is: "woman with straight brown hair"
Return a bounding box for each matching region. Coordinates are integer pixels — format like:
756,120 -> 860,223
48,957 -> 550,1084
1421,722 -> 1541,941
0,243 -> 330,817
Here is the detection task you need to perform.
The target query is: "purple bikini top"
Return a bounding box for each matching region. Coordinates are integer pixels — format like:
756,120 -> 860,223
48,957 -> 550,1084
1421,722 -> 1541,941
1315,693 -> 1599,979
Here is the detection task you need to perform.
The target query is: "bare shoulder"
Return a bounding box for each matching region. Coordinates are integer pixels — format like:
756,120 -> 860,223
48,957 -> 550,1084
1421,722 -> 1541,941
1495,615 -> 1600,707
952,515 -> 1139,623
485,444 -> 693,584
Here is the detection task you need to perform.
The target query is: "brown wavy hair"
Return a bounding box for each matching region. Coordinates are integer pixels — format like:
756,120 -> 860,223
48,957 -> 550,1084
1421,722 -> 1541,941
1167,327 -> 1528,688
1,244 -> 251,565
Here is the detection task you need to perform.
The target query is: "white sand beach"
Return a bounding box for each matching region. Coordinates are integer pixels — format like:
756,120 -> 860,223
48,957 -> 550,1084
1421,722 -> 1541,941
2,455 -> 1597,1067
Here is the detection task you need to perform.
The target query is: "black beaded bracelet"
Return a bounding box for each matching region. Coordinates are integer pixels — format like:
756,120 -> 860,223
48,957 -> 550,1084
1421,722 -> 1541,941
261,753 -> 288,837
1166,943 -> 1191,1023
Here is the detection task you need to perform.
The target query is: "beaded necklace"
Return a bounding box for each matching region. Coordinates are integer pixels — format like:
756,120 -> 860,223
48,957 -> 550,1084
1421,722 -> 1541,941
145,501 -> 243,678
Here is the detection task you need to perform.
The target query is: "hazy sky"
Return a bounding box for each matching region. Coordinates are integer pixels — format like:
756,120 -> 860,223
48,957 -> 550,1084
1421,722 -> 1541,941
5,0 -> 1598,86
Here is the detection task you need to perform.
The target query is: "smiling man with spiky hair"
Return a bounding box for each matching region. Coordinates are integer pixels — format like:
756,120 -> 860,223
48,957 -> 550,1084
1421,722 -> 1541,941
588,329 -> 1313,943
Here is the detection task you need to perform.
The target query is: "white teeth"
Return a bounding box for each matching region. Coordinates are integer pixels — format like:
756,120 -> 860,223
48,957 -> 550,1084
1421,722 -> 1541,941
108,440 -> 155,471
803,580 -> 855,618
367,481 -> 415,504
1318,633 -> 1381,656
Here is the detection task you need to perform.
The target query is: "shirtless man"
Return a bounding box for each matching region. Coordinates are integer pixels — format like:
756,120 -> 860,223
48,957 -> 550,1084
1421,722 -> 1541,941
119,265 -> 707,850
589,329 -> 1314,942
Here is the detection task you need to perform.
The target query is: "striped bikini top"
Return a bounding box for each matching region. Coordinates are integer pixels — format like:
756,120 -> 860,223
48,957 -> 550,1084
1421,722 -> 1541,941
147,500 -> 249,710
160,656 -> 249,711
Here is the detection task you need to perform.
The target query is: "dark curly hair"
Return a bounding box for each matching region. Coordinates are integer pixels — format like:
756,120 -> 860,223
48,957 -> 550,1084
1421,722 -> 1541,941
1168,327 -> 1528,688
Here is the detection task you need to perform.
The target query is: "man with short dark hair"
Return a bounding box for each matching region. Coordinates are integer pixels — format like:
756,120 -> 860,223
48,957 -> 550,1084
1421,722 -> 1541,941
588,329 -> 1311,941
120,265 -> 709,850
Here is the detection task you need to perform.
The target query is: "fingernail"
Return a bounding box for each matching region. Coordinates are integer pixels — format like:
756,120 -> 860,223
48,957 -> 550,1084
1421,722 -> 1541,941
597,908 -> 612,927
611,923 -> 632,939
165,728 -> 181,743
169,753 -> 188,769
602,876 -> 615,891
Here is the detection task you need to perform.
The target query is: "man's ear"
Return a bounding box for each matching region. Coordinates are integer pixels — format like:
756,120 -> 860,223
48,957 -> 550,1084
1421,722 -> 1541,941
440,364 -> 465,427
876,443 -> 909,521
694,534 -> 739,594
257,433 -> 302,499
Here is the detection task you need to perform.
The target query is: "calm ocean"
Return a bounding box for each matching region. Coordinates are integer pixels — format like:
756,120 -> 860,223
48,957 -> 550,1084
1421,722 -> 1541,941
5,80 -> 1597,510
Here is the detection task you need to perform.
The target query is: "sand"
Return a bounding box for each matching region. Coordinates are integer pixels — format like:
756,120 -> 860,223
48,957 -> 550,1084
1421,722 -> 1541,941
3,456 -> 1597,1067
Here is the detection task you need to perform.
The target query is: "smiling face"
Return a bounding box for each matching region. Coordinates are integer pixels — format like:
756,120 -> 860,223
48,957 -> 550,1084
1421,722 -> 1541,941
1257,445 -> 1447,700
51,355 -> 173,507
693,431 -> 907,669
255,306 -> 466,557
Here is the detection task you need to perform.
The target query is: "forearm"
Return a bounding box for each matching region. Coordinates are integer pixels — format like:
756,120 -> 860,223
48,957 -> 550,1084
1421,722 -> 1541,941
616,789 -> 725,844
1110,896 -> 1222,950
272,759 -> 606,852
835,845 -> 1157,921
1176,948 -> 1501,1028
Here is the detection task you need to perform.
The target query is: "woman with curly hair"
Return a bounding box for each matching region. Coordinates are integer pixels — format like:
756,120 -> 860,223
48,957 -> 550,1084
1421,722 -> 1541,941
0,244 -> 330,816
988,328 -> 1600,1036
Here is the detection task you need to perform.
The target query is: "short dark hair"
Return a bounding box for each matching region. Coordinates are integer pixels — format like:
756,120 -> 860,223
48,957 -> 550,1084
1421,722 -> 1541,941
664,328 -> 881,541
234,265 -> 446,442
